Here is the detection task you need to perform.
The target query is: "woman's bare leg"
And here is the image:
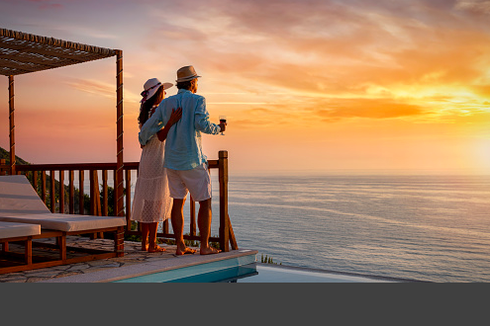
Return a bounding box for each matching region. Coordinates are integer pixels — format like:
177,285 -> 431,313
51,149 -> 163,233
141,223 -> 150,251
148,222 -> 165,252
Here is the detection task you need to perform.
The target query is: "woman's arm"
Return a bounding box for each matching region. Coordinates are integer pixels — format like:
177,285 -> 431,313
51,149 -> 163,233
139,107 -> 163,146
157,107 -> 182,142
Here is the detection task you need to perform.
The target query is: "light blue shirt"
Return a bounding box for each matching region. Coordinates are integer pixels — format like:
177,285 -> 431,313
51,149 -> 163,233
138,89 -> 221,170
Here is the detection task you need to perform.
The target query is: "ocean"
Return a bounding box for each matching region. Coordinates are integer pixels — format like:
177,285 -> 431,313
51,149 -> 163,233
119,171 -> 490,282
204,173 -> 490,283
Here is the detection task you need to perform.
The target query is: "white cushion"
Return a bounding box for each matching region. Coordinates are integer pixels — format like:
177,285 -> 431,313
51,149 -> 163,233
0,221 -> 41,239
0,213 -> 126,232
0,175 -> 51,215
0,175 -> 127,232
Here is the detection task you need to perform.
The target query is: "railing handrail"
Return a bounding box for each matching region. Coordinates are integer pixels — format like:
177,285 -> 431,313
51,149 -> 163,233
6,160 -> 220,171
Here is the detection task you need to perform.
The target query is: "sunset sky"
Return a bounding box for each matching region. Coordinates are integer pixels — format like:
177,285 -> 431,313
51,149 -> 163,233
1,0 -> 490,174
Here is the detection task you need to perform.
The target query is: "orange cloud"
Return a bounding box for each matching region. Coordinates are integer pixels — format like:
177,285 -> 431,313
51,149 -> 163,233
314,99 -> 428,120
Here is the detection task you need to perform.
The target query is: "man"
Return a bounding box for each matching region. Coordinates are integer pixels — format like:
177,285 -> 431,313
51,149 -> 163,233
139,65 -> 226,255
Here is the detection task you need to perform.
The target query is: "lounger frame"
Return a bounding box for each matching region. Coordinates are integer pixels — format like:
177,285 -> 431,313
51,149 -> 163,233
1,226 -> 124,274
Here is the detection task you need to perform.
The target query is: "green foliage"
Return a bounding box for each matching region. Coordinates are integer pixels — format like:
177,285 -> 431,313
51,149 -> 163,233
23,171 -> 91,214
0,146 -> 30,165
260,254 -> 282,265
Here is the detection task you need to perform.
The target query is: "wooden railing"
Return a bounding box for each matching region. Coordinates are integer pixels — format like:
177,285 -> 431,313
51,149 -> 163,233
0,151 -> 237,251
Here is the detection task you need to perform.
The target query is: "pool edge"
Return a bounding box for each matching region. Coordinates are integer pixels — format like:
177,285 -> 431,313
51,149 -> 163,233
40,249 -> 258,283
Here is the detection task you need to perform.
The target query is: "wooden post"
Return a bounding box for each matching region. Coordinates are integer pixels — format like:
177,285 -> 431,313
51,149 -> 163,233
50,170 -> 55,213
90,170 -> 96,215
190,196 -> 196,237
33,171 -> 38,196
90,171 -> 100,216
25,238 -> 32,265
102,170 -> 108,216
115,226 -> 124,257
115,50 -> 125,221
125,169 -> 131,226
8,75 -> 15,175
59,234 -> 67,261
41,171 -> 46,203
79,170 -> 84,214
69,171 -> 74,214
90,170 -> 103,238
0,159 -> 6,176
59,170 -> 65,213
113,169 -> 117,216
218,150 -> 230,252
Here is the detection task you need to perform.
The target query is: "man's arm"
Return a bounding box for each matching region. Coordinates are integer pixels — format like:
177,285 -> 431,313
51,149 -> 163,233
194,97 -> 220,135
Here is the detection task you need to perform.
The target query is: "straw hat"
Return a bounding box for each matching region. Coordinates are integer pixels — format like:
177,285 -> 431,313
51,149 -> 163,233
176,65 -> 201,83
140,78 -> 173,103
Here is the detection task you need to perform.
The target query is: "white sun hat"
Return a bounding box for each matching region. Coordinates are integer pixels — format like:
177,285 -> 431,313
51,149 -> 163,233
140,78 -> 173,103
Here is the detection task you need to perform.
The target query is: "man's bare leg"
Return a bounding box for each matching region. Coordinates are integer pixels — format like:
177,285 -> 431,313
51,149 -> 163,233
198,198 -> 221,255
171,198 -> 196,255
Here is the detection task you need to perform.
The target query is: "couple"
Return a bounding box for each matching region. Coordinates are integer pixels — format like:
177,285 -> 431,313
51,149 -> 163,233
131,65 -> 226,255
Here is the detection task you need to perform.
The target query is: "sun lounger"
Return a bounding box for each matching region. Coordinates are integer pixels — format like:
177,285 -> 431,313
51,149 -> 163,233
0,175 -> 125,274
1,221 -> 41,268
0,221 -> 40,239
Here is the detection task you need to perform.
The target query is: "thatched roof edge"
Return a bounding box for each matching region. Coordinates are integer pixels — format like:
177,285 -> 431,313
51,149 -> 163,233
0,28 -> 117,56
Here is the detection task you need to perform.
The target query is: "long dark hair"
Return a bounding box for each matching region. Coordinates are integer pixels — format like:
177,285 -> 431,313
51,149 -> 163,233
138,86 -> 164,125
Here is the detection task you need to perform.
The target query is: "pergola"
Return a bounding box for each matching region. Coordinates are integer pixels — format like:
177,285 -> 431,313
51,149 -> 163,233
0,28 -> 124,217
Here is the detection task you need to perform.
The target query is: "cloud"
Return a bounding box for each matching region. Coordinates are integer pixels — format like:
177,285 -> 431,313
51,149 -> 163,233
152,21 -> 208,42
142,0 -> 488,95
66,79 -> 115,98
314,98 -> 428,121
25,0 -> 64,10
140,0 -> 490,130
67,78 -> 140,103
455,0 -> 490,14
16,0 -> 486,128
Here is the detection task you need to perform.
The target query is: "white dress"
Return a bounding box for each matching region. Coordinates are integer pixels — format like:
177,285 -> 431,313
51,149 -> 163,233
131,109 -> 172,223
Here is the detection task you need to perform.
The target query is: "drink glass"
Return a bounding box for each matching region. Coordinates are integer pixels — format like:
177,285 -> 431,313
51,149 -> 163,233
219,115 -> 226,136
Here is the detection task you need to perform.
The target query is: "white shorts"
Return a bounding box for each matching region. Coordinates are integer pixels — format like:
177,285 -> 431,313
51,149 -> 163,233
166,163 -> 212,202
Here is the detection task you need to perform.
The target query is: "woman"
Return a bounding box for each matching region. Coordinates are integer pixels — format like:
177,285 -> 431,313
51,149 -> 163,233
131,78 -> 182,252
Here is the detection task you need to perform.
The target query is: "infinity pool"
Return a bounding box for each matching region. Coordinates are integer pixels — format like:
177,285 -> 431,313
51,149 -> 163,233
115,261 -> 396,283
236,264 -> 396,283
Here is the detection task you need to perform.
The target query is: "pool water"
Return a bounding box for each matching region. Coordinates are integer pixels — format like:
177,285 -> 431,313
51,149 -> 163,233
235,264 -> 395,283
116,261 -> 397,283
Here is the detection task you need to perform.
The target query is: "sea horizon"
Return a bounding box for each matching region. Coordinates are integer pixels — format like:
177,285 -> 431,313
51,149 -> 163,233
228,167 -> 490,177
